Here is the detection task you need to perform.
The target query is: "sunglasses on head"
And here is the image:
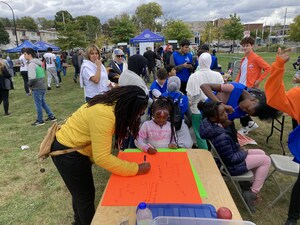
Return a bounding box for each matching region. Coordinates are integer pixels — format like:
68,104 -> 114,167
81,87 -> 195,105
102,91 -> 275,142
116,55 -> 124,58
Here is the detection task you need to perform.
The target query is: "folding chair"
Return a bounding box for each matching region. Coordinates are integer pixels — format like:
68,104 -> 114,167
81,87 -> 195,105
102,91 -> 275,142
268,154 -> 299,207
207,140 -> 254,215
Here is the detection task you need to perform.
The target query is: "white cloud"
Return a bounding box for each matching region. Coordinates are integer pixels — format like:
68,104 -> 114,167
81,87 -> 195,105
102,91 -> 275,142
0,0 -> 299,25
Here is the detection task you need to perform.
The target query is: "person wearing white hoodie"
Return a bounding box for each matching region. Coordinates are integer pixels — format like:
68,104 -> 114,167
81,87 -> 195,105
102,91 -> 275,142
186,52 -> 224,149
24,48 -> 56,126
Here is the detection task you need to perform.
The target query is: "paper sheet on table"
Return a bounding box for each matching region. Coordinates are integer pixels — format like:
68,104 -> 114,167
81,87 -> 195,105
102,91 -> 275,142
124,148 -> 207,197
101,152 -> 202,206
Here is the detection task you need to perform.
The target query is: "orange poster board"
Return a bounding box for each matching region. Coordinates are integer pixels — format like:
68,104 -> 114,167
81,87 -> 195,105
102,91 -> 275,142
101,152 -> 202,206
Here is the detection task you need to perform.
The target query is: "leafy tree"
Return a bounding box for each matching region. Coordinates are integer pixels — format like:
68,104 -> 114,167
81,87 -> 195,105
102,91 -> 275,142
36,17 -> 54,30
288,15 -> 300,42
55,21 -> 86,50
16,16 -> 38,30
101,23 -> 110,36
201,22 -> 214,44
54,10 -> 73,31
76,15 -> 101,42
0,21 -> 10,45
0,17 -> 12,27
222,13 -> 244,46
162,20 -> 193,43
108,14 -> 137,44
135,2 -> 163,31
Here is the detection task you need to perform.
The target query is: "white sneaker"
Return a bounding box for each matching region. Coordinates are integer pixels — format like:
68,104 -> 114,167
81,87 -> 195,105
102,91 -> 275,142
238,121 -> 259,135
247,121 -> 259,132
238,126 -> 250,135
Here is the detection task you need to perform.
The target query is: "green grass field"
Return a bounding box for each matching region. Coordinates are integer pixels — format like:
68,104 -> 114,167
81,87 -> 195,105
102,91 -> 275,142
0,52 -> 299,225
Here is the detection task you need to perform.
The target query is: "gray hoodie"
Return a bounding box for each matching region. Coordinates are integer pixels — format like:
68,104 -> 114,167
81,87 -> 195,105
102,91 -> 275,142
28,58 -> 46,90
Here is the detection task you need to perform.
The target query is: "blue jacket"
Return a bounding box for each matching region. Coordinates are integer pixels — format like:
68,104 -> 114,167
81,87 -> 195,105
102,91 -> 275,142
149,80 -> 168,99
172,51 -> 193,82
200,118 -> 248,176
162,91 -> 188,119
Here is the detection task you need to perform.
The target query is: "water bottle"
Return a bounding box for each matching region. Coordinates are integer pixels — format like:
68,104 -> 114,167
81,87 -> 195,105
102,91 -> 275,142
136,202 -> 153,225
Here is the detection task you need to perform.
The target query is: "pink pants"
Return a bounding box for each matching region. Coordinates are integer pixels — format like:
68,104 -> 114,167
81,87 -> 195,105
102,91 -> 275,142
245,149 -> 271,194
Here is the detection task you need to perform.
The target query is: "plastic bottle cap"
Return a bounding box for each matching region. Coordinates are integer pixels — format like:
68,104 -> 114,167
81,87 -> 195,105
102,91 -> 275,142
138,202 -> 147,209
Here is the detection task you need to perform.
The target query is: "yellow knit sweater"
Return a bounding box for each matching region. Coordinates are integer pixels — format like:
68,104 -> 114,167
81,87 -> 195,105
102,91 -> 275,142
56,103 -> 138,176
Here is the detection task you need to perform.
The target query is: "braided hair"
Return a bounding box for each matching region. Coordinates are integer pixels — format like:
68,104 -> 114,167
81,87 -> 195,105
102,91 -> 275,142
197,101 -> 221,121
151,96 -> 178,146
88,85 -> 149,146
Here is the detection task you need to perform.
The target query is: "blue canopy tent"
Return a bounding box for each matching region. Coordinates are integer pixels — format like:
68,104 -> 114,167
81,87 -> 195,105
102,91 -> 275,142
5,40 -> 41,53
130,29 -> 165,43
129,29 -> 165,55
34,41 -> 61,52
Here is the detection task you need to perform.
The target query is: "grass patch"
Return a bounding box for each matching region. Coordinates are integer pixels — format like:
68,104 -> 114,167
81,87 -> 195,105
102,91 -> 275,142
0,54 -> 297,225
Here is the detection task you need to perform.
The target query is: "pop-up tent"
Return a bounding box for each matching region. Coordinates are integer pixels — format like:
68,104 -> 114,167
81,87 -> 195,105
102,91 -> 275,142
34,41 -> 61,52
130,29 -> 165,55
5,40 -> 41,53
130,29 -> 165,43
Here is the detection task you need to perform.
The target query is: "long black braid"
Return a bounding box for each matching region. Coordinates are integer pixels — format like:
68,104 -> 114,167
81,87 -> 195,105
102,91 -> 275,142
87,85 -> 149,146
151,96 -> 178,146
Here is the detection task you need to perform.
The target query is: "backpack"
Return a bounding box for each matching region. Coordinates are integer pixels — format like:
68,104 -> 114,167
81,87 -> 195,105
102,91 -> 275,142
170,94 -> 182,131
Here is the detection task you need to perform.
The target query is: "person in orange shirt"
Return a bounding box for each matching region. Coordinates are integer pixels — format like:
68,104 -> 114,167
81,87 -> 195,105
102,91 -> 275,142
236,37 -> 271,135
265,48 -> 300,225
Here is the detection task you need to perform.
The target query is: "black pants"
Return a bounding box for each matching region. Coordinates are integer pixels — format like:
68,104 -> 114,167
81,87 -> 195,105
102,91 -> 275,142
180,81 -> 187,95
287,168 -> 300,221
51,139 -> 95,225
240,115 -> 253,127
20,71 -> 29,94
0,89 -> 9,114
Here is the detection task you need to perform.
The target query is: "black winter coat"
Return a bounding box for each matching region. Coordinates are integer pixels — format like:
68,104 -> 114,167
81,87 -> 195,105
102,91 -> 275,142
0,66 -> 12,90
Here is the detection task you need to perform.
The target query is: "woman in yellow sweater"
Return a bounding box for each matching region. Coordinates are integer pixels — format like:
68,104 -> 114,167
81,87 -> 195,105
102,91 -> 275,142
51,85 -> 151,225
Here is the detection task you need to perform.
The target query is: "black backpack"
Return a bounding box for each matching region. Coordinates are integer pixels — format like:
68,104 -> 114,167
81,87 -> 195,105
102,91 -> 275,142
170,94 -> 182,131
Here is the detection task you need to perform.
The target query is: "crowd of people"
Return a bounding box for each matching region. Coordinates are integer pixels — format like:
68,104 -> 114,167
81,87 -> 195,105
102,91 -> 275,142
1,37 -> 300,225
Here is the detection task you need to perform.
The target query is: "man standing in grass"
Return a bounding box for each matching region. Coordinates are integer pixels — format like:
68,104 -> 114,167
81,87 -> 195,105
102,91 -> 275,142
170,39 -> 193,94
24,48 -> 56,126
235,37 -> 271,135
44,47 -> 60,90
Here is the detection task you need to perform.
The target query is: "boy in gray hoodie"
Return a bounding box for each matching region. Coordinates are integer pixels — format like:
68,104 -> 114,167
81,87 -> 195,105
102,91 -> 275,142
24,48 -> 56,126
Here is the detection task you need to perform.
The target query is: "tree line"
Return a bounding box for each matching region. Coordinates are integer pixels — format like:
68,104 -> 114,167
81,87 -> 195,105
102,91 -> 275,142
0,2 -> 299,50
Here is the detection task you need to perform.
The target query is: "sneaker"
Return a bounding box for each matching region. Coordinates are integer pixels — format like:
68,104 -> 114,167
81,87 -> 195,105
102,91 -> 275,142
4,112 -> 11,116
247,121 -> 259,132
26,93 -> 31,96
47,87 -> 51,90
45,117 -> 57,122
56,85 -> 61,88
73,78 -> 77,83
31,120 -> 45,126
238,126 -> 249,135
242,190 -> 257,213
238,121 -> 259,135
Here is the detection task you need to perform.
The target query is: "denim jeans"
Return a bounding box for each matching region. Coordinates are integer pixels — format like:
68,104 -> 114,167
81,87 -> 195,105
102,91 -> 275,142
32,89 -> 54,122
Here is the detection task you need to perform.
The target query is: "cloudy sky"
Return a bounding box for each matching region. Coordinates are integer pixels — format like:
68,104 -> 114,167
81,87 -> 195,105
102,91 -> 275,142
1,0 -> 299,25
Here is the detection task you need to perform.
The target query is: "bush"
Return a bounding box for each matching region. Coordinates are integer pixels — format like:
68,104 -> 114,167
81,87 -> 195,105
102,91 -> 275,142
256,44 -> 286,52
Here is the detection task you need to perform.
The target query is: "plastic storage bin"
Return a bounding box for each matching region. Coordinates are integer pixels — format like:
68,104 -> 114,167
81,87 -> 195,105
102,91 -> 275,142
153,216 -> 256,225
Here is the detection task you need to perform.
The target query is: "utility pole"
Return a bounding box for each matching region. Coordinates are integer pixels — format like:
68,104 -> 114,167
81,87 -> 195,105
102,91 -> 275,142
0,1 -> 18,46
283,8 -> 288,44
